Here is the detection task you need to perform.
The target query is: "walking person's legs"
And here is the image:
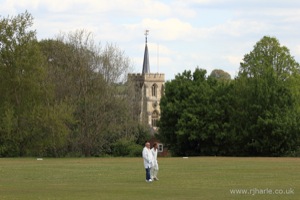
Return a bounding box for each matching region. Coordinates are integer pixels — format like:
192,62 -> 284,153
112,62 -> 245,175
153,163 -> 159,180
153,168 -> 159,180
150,166 -> 154,180
145,167 -> 152,182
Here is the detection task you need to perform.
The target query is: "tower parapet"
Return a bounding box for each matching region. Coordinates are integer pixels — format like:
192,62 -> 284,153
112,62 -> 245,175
128,73 -> 165,82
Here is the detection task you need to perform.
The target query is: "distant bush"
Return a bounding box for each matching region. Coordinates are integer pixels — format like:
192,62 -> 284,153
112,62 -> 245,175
112,139 -> 143,157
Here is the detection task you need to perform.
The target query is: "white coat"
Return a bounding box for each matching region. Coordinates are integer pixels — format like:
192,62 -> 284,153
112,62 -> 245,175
151,148 -> 159,170
142,146 -> 153,168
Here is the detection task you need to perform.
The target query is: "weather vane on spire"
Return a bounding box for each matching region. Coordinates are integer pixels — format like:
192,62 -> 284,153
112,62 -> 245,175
145,29 -> 149,43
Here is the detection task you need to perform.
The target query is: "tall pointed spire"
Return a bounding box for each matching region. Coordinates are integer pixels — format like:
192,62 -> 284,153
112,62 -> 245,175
142,30 -> 150,74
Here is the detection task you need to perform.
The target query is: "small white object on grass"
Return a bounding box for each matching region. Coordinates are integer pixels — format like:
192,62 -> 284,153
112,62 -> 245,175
183,157 -> 188,159
37,158 -> 43,161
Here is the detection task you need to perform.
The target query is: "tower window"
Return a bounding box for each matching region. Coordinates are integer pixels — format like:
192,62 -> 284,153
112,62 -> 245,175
152,84 -> 158,97
151,110 -> 159,127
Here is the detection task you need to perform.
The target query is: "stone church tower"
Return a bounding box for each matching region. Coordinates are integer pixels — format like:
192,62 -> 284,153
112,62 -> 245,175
128,30 -> 165,130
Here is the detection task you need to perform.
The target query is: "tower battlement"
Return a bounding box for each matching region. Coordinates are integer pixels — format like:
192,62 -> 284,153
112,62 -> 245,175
128,73 -> 165,81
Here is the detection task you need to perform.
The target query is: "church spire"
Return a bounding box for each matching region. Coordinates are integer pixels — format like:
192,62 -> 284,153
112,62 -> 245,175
142,30 -> 150,74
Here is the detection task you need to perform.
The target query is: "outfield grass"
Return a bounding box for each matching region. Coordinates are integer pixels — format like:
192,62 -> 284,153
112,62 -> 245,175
0,157 -> 299,200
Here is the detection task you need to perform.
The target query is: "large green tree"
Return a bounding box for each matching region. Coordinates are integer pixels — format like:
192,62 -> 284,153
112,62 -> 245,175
39,31 -> 146,156
232,36 -> 300,156
159,68 -> 233,156
0,12 -> 72,156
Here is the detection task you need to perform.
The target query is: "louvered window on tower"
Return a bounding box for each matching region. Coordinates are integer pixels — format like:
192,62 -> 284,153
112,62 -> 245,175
152,84 -> 157,97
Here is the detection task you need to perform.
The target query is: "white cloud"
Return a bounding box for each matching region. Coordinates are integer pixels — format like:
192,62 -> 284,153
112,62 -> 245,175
169,1 -> 197,18
0,0 -> 19,14
13,0 -> 39,10
291,45 -> 300,59
223,55 -> 242,66
206,20 -> 267,37
1,0 -> 300,81
126,18 -> 195,41
182,0 -> 212,4
147,43 -> 174,56
79,0 -> 172,18
39,0 -> 78,12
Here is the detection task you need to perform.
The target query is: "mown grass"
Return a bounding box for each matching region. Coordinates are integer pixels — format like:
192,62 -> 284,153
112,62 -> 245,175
0,157 -> 299,200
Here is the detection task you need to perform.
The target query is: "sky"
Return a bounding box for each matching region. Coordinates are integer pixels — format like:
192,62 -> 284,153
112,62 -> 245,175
1,0 -> 300,80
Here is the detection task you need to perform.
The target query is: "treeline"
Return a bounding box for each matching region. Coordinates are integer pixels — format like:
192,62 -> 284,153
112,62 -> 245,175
159,36 -> 300,157
0,12 -> 150,157
3,12 -> 300,158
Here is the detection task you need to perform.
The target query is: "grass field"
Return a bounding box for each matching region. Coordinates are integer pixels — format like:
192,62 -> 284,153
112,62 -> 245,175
0,157 -> 299,200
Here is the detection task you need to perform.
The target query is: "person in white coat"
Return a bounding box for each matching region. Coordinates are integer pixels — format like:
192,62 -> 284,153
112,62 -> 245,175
142,141 -> 153,182
150,142 -> 159,181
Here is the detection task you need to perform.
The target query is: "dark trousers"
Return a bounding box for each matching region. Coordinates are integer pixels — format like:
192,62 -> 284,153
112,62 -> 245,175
145,167 -> 151,180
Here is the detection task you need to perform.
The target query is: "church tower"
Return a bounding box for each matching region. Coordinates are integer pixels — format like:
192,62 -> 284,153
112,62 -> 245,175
128,30 -> 165,130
